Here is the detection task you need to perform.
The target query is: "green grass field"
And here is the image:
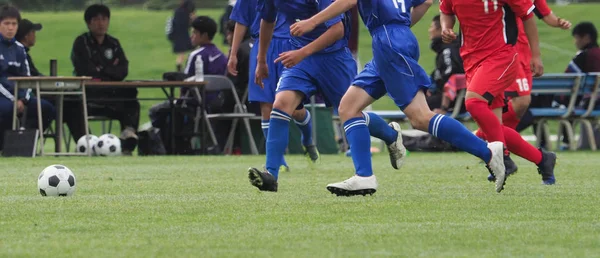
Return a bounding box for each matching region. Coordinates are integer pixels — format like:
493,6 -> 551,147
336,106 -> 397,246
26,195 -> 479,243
6,6 -> 600,256
1,152 -> 598,257
22,4 -> 600,118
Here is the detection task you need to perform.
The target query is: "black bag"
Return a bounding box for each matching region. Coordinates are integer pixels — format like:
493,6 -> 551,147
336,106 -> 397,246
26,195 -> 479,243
137,128 -> 167,156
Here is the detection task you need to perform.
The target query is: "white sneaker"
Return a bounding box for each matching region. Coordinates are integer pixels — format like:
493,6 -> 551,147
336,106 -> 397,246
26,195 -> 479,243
326,175 -> 378,196
388,122 -> 407,170
487,142 -> 506,193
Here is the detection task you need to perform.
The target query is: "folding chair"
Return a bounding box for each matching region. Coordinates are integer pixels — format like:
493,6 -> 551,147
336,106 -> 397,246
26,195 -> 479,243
189,75 -> 258,155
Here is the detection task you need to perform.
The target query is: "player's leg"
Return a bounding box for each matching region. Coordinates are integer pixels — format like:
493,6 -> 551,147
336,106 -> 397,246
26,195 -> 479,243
248,90 -> 304,192
290,108 -> 319,162
247,58 -> 316,191
269,38 -> 303,166
347,61 -> 407,170
503,64 -> 533,129
372,34 -> 506,192
259,102 -> 290,171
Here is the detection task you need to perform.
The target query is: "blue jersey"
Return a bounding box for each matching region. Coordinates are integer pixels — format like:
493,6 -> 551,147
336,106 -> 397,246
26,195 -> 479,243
259,0 -> 347,53
230,0 -> 290,39
357,0 -> 425,32
0,37 -> 30,102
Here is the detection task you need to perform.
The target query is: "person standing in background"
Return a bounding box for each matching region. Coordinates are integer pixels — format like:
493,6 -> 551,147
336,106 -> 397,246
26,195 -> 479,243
169,0 -> 196,72
220,0 -> 237,45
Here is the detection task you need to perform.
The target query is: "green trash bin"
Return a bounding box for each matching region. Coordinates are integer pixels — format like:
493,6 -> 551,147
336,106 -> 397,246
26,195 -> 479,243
241,106 -> 339,155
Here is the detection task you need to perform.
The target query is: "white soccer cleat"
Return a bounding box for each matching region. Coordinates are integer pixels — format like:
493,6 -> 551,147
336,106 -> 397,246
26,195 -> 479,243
487,141 -> 506,193
326,175 -> 378,196
388,122 -> 407,170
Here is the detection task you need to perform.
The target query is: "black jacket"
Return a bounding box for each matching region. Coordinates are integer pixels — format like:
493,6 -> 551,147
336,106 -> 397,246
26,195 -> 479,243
565,43 -> 600,73
430,37 -> 464,92
24,47 -> 41,76
71,32 -> 128,81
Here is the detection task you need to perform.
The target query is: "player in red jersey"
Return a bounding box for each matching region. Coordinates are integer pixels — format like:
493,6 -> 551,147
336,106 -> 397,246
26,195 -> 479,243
476,0 -> 571,182
502,0 -> 571,130
440,0 -> 557,186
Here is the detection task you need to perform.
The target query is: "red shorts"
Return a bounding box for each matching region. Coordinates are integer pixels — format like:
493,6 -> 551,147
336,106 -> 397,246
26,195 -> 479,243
466,48 -> 519,109
505,57 -> 533,98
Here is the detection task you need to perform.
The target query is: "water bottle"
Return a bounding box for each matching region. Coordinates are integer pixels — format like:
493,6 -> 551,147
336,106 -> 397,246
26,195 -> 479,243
195,55 -> 204,82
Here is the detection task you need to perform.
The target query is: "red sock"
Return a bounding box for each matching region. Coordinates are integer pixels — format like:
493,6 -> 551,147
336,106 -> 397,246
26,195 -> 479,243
502,126 -> 542,164
465,98 -> 506,145
502,101 -> 520,129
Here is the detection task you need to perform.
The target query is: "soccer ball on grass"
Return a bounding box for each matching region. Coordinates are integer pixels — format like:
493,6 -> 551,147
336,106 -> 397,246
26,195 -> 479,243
38,164 -> 76,197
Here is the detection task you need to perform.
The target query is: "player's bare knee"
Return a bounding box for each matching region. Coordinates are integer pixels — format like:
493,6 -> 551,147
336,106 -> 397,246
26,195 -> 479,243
273,91 -> 302,115
260,103 -> 274,120
291,108 -> 307,121
337,102 -> 362,122
511,95 -> 531,117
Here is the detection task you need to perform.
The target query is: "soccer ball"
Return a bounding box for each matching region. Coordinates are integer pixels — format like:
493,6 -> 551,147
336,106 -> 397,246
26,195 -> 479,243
76,135 -> 99,155
38,164 -> 76,197
97,134 -> 122,156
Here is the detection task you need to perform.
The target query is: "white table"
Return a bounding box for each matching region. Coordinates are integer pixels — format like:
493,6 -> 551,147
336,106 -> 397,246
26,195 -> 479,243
9,76 -> 92,156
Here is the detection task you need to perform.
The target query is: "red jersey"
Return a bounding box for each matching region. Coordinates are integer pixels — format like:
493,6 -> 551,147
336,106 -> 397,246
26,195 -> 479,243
516,0 -> 553,66
440,0 -> 535,71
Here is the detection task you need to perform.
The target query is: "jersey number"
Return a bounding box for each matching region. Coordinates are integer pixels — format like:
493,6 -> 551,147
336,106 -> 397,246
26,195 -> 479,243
392,0 -> 406,13
516,78 -> 530,92
482,0 -> 498,13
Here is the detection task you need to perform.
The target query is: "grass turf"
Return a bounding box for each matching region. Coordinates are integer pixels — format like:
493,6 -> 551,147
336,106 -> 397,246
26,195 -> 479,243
0,152 -> 598,257
21,4 -> 600,117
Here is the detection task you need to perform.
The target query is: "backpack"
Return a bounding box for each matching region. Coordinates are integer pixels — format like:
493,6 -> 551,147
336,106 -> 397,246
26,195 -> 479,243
165,16 -> 174,40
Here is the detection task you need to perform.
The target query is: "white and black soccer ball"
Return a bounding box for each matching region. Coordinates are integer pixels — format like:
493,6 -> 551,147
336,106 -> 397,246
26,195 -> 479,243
76,135 -> 99,155
38,165 -> 76,197
97,134 -> 122,156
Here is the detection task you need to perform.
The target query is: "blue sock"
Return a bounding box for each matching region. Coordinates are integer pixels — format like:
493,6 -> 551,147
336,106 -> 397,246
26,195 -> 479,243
263,119 -> 288,168
266,109 -> 291,180
295,110 -> 313,146
363,112 -> 398,145
261,120 -> 269,140
344,117 -> 373,177
429,114 -> 491,163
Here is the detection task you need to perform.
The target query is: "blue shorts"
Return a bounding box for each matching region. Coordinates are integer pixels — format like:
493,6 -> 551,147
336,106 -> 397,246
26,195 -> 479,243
353,25 -> 431,110
277,48 -> 356,110
248,37 -> 293,103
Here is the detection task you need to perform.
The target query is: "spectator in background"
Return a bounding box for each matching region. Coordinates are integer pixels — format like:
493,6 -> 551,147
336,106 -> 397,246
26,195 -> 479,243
220,0 -> 237,45
563,22 -> 600,148
426,15 -> 464,114
0,5 -> 54,150
566,22 -> 600,74
169,0 -> 196,72
15,19 -> 42,76
150,16 -> 229,153
71,4 -> 139,154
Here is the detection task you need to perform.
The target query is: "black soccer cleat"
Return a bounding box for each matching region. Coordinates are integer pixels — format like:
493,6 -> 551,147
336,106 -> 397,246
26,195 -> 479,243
537,149 -> 556,185
248,167 -> 278,192
487,155 -> 519,182
304,145 -> 320,163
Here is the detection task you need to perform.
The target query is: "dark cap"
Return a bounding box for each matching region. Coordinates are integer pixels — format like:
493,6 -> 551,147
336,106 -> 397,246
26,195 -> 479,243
16,19 -> 42,41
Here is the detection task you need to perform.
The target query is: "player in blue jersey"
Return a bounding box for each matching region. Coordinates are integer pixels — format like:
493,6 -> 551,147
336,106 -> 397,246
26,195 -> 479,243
291,0 -> 508,195
227,0 -> 319,167
245,0 -> 365,192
